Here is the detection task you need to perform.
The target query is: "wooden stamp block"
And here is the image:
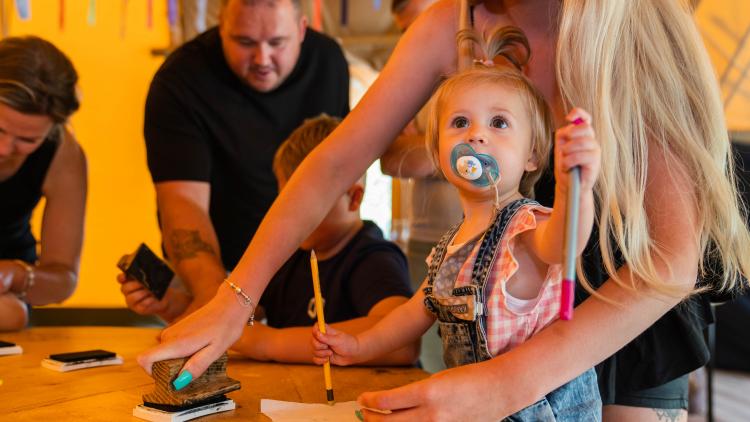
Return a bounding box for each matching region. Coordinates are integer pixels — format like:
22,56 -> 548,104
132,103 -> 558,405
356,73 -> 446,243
143,353 -> 240,407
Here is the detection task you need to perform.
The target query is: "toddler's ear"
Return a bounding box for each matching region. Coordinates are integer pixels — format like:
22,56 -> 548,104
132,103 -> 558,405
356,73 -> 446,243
347,183 -> 365,211
525,155 -> 539,172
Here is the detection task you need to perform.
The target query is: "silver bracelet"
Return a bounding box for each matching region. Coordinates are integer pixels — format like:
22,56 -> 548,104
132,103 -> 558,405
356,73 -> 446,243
223,278 -> 255,326
12,259 -> 35,301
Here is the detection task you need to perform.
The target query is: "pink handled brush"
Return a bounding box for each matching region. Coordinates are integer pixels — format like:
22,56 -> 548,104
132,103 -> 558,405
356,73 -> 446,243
560,117 -> 584,320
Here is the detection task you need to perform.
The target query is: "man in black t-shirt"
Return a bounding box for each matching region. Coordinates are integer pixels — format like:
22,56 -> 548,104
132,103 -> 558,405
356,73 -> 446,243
230,115 -> 416,364
118,0 -> 349,321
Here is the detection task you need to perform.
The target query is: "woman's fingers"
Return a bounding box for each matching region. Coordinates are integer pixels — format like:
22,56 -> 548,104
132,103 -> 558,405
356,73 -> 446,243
173,343 -> 224,389
137,333 -> 209,376
357,368 -> 498,421
361,408 -> 424,422
358,381 -> 426,414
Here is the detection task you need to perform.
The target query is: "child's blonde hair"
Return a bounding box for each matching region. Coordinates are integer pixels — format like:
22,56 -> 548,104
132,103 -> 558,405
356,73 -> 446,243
274,114 -> 342,180
425,26 -> 554,198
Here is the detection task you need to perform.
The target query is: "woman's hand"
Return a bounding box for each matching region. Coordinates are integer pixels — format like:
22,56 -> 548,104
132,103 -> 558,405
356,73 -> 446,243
136,285 -> 249,384
356,363 -> 516,422
311,324 -> 361,366
554,108 -> 601,193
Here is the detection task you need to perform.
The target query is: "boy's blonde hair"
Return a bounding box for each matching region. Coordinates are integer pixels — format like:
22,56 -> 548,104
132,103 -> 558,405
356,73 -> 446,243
274,114 -> 342,181
425,26 -> 554,198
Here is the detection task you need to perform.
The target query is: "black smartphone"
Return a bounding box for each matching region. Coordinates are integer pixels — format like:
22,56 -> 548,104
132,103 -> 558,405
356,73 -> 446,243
117,243 -> 174,300
49,349 -> 116,363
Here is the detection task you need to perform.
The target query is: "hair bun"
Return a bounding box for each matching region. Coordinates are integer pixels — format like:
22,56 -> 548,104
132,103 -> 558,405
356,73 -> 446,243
457,25 -> 531,73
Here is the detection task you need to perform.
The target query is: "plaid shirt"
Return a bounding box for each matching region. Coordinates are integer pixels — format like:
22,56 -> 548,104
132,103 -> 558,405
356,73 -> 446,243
430,203 -> 562,357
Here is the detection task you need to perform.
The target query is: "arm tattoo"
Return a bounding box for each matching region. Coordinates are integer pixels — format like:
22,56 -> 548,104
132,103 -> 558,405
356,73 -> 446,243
653,409 -> 683,422
169,229 -> 216,263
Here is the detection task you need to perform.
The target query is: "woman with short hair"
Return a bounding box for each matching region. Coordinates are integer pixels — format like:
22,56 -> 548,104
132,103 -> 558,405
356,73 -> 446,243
0,36 -> 87,331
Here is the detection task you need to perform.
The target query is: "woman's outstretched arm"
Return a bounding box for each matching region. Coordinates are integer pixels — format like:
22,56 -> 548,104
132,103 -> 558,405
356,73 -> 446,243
137,1 -> 460,378
357,143 -> 700,421
25,129 -> 87,305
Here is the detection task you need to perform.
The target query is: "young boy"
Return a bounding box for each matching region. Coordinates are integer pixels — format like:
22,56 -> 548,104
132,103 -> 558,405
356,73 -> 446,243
232,115 -> 416,364
121,115 -> 416,364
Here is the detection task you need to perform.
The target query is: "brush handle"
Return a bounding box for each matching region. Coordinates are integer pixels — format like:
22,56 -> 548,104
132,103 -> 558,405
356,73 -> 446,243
560,165 -> 580,320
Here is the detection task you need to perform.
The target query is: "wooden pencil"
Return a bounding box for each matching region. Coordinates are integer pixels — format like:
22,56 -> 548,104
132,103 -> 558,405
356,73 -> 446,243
310,250 -> 334,404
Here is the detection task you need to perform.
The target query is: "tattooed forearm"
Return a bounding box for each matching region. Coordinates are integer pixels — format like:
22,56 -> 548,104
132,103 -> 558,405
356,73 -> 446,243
169,230 -> 215,263
653,409 -> 684,422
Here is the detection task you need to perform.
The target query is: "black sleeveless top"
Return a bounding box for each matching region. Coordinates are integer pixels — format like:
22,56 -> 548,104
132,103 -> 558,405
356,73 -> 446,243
0,139 -> 59,263
535,160 -> 710,396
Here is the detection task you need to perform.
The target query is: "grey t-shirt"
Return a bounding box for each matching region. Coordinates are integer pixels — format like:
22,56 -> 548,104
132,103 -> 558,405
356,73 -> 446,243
408,107 -> 463,242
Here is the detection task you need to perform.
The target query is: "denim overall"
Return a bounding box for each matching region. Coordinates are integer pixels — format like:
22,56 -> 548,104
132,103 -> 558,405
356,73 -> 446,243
424,198 -> 602,421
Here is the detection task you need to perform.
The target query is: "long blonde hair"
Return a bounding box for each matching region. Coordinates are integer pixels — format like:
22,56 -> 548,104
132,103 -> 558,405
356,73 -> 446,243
460,0 -> 750,296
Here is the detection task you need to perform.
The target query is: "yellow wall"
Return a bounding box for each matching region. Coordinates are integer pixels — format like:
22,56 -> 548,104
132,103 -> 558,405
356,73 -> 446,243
10,1 -> 168,307
696,0 -> 750,132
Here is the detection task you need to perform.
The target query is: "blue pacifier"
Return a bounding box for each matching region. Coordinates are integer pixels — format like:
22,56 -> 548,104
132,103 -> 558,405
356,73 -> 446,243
450,144 -> 500,187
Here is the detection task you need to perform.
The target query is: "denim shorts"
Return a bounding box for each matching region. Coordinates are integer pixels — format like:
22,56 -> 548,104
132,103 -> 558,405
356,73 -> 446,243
605,374 -> 689,410
505,368 -> 602,422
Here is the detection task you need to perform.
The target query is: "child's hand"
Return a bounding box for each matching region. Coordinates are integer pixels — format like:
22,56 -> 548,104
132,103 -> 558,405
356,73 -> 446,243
311,324 -> 361,366
554,108 -> 601,193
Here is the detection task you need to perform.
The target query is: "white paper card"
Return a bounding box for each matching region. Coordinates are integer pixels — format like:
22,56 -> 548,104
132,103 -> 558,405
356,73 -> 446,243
260,399 -> 361,422
133,399 -> 235,422
0,344 -> 22,356
40,355 -> 124,372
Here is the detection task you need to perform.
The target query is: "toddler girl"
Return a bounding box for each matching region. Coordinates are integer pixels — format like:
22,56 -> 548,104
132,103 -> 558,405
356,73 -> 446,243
313,27 -> 602,421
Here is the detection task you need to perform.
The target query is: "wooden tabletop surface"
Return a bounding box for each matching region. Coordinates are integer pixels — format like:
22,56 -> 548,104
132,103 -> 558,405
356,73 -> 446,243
0,327 -> 429,421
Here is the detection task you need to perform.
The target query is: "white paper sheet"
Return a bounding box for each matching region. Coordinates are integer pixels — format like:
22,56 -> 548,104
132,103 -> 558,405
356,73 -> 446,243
260,399 -> 361,422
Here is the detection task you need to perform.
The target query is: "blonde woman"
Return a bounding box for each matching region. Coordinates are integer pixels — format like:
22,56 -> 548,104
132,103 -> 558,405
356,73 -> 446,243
139,1 -> 750,420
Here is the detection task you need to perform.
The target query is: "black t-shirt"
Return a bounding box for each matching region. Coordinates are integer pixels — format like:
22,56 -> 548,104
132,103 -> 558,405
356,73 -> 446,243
259,221 -> 413,328
144,27 -> 350,269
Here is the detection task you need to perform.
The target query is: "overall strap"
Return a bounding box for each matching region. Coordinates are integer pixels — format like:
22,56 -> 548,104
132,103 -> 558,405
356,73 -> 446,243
470,198 -> 539,291
426,219 -> 463,287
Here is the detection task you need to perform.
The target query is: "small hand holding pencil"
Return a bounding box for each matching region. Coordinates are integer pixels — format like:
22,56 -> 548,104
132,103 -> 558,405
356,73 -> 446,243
310,250 -> 335,404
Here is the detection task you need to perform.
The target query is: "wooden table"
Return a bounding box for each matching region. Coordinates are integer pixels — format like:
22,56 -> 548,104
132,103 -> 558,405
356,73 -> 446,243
0,327 -> 429,421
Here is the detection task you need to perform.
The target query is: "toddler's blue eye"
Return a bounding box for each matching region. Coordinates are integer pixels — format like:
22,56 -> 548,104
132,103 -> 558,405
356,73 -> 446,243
491,116 -> 508,129
452,117 -> 469,128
